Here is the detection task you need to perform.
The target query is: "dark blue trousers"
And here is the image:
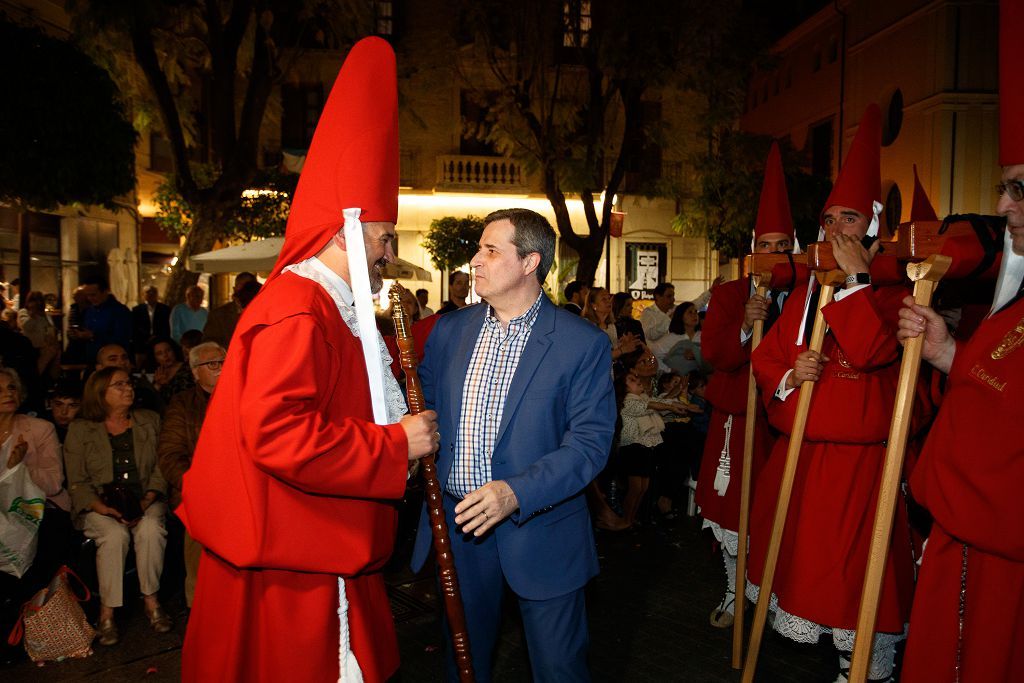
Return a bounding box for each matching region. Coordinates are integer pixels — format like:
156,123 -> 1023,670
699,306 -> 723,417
441,498 -> 590,683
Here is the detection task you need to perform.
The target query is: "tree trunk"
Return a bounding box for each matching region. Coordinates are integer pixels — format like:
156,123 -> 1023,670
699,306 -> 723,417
163,207 -> 221,306
571,233 -> 606,286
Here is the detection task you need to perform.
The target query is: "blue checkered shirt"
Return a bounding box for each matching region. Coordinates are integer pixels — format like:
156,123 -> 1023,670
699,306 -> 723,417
445,293 -> 544,499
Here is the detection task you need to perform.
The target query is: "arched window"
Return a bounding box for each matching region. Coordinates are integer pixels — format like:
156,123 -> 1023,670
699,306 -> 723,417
883,183 -> 902,236
882,89 -> 904,147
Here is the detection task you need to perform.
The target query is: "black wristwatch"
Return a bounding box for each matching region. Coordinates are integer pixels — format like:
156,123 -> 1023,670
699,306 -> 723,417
844,272 -> 871,287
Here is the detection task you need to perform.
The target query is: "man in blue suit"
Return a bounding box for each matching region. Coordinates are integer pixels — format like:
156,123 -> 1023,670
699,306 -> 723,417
412,208 -> 615,682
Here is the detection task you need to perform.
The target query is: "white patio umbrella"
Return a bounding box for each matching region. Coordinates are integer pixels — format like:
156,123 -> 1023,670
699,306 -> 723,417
189,237 -> 432,281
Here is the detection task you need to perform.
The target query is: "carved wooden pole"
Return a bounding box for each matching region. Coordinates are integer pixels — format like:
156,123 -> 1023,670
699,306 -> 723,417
847,255 -> 952,682
732,270 -> 771,669
390,287 -> 475,682
742,268 -> 846,683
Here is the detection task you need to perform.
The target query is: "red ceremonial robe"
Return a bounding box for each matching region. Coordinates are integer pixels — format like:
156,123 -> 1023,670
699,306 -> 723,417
902,295 -> 1024,682
748,283 -> 919,633
178,272 -> 409,682
696,277 -> 774,532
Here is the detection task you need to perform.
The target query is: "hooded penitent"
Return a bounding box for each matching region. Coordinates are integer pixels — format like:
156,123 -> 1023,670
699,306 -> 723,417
266,36 -> 398,284
819,103 -> 883,239
910,164 -> 938,222
992,0 -> 1024,314
753,141 -> 796,249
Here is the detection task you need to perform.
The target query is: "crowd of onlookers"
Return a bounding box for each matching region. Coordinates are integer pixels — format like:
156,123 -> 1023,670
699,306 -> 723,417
0,268 -> 713,660
0,273 -> 258,657
563,279 -> 720,532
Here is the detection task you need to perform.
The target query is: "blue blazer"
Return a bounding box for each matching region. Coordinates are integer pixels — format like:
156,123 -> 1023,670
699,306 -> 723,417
411,295 -> 615,600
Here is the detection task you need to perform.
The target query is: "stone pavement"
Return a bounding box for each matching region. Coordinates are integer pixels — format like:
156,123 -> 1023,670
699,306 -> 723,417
2,516 -> 844,682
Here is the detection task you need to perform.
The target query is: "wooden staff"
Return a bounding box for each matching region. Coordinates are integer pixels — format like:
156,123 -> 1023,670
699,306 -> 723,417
741,267 -> 846,683
390,287 -> 475,683
732,269 -> 772,669
847,255 -> 951,683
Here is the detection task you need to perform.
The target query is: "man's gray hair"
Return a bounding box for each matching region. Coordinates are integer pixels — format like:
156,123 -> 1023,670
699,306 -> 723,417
189,341 -> 226,367
483,208 -> 556,284
0,366 -> 25,402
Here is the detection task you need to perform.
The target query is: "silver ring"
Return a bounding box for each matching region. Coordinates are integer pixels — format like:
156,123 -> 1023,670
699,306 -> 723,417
481,511 -> 488,519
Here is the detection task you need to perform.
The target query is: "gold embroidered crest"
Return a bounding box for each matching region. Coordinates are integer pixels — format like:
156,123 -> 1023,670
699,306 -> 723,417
991,316 -> 1024,360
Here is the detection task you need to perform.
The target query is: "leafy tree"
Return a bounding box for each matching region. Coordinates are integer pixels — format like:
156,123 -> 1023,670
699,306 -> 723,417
674,132 -> 831,258
671,2 -> 831,258
421,215 -> 485,272
0,16 -> 136,291
155,166 -> 297,243
455,0 -> 694,286
70,0 -> 371,303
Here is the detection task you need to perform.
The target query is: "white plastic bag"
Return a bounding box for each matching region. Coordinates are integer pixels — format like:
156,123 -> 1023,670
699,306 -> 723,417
0,462 -> 46,578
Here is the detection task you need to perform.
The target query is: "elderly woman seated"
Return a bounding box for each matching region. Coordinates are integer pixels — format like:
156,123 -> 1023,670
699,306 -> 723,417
64,366 -> 170,646
0,368 -> 73,588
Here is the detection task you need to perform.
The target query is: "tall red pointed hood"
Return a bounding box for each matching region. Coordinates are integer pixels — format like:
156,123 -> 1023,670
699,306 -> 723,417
1001,0 -> 1024,165
821,104 -> 882,227
910,164 -> 938,221
268,37 -> 399,282
754,141 -> 794,242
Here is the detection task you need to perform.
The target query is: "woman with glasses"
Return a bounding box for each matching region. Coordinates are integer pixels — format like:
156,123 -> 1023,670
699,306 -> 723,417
64,366 -> 170,646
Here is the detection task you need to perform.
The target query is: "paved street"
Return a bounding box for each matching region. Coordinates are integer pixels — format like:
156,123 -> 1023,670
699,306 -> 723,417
3,515 -> 843,682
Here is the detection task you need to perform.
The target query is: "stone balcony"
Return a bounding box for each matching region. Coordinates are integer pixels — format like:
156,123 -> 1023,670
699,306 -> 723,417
435,154 -> 531,193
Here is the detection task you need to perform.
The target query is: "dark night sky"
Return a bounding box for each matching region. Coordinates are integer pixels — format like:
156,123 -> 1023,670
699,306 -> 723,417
745,0 -> 834,42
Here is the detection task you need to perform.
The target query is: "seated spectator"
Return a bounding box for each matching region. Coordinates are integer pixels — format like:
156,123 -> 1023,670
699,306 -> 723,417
95,344 -> 163,414
583,287 -> 641,360
158,341 -> 225,608
661,302 -> 711,376
170,285 -> 208,343
685,371 -> 710,480
44,379 -> 83,444
179,329 -> 204,359
651,372 -> 703,519
612,292 -> 645,343
0,368 -> 74,583
617,369 -> 690,527
148,336 -> 195,404
19,291 -> 60,381
1,307 -> 18,329
640,283 -> 676,350
0,313 -> 40,413
64,366 -> 170,646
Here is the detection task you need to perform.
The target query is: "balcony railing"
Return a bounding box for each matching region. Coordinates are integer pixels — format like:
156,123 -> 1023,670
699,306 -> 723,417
436,155 -> 530,193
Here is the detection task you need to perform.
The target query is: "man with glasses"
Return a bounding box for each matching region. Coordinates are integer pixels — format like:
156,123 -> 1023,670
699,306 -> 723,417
897,5 -> 1024,680
157,341 -> 226,609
